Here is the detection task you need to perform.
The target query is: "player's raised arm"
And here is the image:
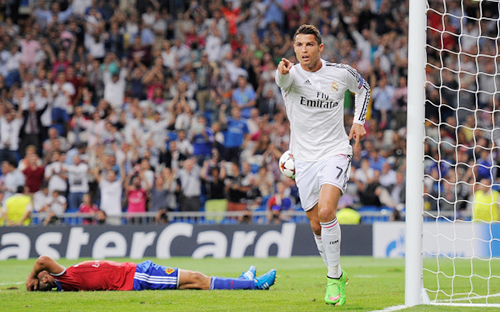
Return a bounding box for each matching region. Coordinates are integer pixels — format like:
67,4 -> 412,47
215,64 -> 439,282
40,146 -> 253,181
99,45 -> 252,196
275,58 -> 293,89
26,255 -> 65,291
278,58 -> 292,75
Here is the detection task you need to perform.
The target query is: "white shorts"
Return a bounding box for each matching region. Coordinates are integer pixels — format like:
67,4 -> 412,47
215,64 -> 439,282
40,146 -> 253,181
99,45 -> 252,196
295,154 -> 352,211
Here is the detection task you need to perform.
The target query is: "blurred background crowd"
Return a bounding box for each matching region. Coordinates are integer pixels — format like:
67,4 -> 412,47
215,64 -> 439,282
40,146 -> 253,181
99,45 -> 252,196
0,0 -> 497,226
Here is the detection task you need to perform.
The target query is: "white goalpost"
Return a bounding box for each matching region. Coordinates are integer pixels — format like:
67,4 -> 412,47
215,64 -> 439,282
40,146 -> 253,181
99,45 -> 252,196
405,0 -> 426,307
406,0 -> 500,307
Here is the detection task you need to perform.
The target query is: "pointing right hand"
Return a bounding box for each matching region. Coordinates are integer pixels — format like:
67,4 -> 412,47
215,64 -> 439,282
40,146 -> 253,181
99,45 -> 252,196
278,58 -> 292,75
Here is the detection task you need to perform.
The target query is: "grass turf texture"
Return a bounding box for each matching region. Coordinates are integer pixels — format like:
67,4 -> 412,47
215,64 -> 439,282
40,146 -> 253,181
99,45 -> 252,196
1,256 -> 499,311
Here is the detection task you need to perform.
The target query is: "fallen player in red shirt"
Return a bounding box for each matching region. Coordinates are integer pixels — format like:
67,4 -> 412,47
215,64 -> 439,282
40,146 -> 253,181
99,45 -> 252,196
26,256 -> 276,292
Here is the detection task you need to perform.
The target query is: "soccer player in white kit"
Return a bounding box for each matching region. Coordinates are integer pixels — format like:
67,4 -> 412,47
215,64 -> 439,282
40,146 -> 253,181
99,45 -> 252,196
276,24 -> 369,306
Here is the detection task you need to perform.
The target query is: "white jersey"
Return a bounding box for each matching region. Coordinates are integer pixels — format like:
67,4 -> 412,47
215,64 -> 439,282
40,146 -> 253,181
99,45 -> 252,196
276,59 -> 370,162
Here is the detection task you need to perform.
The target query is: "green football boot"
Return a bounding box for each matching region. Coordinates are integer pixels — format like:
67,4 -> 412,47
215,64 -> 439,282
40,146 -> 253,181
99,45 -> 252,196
325,270 -> 349,306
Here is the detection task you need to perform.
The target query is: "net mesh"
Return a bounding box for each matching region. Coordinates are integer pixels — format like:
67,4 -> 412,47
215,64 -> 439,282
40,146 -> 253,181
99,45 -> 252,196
422,0 -> 500,305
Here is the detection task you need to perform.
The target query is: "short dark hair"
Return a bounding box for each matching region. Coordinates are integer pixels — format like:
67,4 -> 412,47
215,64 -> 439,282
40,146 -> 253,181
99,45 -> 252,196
293,24 -> 323,45
37,280 -> 54,291
8,159 -> 17,168
76,142 -> 87,150
210,167 -> 220,175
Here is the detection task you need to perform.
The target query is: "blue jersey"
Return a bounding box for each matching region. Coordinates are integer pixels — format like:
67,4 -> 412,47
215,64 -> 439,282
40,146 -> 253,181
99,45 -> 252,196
224,118 -> 249,148
192,127 -> 214,157
133,261 -> 179,290
232,86 -> 256,119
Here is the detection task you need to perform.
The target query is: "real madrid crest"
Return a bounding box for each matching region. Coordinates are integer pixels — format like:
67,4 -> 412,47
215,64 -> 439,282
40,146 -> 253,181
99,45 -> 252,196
331,82 -> 339,92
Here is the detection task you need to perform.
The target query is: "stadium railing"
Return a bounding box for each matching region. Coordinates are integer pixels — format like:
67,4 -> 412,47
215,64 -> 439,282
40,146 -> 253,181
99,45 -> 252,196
24,208 -> 472,226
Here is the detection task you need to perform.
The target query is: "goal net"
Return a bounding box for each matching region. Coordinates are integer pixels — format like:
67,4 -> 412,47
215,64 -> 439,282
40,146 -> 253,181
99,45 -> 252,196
407,0 -> 500,307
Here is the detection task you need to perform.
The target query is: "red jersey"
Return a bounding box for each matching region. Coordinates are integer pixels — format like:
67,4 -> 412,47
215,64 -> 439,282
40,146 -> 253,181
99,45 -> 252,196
127,189 -> 147,213
22,166 -> 45,193
78,203 -> 99,225
52,260 -> 137,291
220,7 -> 240,36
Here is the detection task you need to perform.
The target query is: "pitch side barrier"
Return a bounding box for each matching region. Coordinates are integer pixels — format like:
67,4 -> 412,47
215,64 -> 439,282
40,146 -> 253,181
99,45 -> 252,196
0,223 -> 373,260
26,209 -> 398,226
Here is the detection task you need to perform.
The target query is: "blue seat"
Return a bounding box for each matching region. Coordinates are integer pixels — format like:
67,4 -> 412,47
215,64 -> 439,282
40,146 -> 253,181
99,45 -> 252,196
31,211 -> 40,225
252,205 -> 267,224
359,206 -> 393,223
220,218 -> 238,224
261,195 -> 271,207
168,131 -> 178,142
358,206 -> 380,212
493,184 -> 500,192
64,216 -> 82,226
292,205 -> 308,223
204,111 -> 212,126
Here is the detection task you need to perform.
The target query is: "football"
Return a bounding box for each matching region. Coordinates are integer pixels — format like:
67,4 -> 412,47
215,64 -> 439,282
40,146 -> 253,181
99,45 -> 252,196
279,150 -> 295,179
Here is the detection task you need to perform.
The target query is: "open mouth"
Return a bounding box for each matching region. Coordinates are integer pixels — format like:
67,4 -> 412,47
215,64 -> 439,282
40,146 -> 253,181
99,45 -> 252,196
302,55 -> 310,61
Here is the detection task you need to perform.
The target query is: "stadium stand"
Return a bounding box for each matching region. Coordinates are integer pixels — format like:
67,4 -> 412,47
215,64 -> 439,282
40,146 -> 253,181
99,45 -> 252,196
0,0 -> 480,226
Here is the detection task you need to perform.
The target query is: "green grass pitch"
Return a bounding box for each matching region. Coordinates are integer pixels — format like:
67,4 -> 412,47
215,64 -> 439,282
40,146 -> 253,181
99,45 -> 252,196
1,256 -> 499,311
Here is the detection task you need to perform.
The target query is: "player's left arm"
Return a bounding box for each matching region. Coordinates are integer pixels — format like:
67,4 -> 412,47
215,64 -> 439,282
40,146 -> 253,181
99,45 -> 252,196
26,255 -> 66,291
346,66 -> 370,147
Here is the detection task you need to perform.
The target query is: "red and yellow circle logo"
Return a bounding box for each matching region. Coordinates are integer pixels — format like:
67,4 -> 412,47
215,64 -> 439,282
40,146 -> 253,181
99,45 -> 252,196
166,267 -> 175,274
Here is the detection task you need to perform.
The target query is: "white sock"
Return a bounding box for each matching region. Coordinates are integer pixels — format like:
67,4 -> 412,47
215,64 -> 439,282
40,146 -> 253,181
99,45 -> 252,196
321,218 -> 342,279
327,264 -> 342,279
314,234 -> 328,267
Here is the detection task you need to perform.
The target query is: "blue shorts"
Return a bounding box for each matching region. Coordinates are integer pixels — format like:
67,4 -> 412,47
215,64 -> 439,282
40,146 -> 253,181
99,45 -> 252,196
133,261 -> 179,290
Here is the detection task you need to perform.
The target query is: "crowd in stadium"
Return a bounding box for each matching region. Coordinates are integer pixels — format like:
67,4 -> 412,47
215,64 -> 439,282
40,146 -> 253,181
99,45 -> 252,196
0,0 -> 495,226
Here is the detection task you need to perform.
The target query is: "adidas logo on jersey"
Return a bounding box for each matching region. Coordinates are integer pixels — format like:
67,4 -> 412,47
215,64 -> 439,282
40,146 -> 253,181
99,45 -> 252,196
304,79 -> 312,85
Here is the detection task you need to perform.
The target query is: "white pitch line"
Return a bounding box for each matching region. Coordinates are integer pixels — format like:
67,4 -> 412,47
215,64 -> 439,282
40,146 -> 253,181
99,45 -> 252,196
0,281 -> 24,286
355,275 -> 379,278
372,303 -> 500,311
369,305 -> 408,312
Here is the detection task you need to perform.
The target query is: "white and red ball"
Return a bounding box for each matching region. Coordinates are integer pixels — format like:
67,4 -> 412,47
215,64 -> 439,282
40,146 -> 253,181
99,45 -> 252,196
279,150 -> 295,179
